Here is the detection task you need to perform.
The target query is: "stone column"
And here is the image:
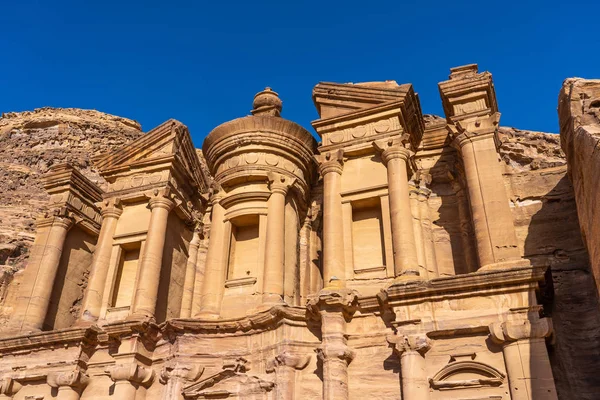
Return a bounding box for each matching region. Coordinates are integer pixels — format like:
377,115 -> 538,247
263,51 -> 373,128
180,225 -> 202,318
108,363 -> 155,400
47,369 -> 89,400
159,362 -> 203,400
13,214 -> 74,332
308,288 -> 357,400
418,187 -> 439,278
317,150 -> 345,288
0,378 -> 21,399
489,317 -> 557,400
373,139 -> 420,281
130,192 -> 174,320
409,184 -> 427,279
263,173 -> 295,304
78,199 -> 122,323
387,334 -> 431,400
196,192 -> 228,319
455,131 -> 522,270
266,351 -> 311,400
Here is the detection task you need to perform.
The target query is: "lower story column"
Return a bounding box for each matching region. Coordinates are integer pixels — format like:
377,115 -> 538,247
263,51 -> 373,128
47,369 -> 89,400
489,316 -> 557,400
308,288 -> 358,400
387,334 -> 431,400
266,351 -> 311,400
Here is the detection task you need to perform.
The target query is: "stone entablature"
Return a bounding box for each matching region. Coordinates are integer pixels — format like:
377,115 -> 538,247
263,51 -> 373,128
0,64 -> 577,400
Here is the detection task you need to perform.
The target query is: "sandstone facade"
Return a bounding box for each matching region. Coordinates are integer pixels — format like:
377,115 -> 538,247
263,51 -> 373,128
0,65 -> 598,400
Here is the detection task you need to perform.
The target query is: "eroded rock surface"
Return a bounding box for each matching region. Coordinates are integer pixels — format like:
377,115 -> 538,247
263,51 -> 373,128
0,108 -> 142,325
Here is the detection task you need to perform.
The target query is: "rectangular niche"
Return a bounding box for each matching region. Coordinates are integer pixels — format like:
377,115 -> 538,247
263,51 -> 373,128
352,197 -> 386,275
111,244 -> 141,308
227,214 -> 260,283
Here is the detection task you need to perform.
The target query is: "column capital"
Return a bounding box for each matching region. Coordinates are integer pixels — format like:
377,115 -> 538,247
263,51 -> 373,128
266,351 -> 311,372
307,288 -> 359,315
98,197 -> 123,219
315,344 -> 355,364
317,149 -> 344,176
0,377 -> 21,397
107,363 -> 155,387
387,334 -> 431,356
267,172 -> 296,196
47,368 -> 89,391
372,137 -> 413,166
159,361 -> 204,384
148,193 -> 175,211
489,317 -> 553,344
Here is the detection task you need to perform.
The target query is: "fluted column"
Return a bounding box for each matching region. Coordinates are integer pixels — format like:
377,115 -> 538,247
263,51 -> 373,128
180,225 -> 202,318
263,173 -> 295,304
266,351 -> 311,400
159,362 -> 203,400
308,288 -> 357,400
0,378 -> 21,399
108,363 -> 155,400
387,334 -> 431,400
130,192 -> 174,320
317,150 -> 345,288
47,369 -> 89,400
196,192 -> 227,319
78,199 -> 122,323
12,214 -> 74,332
373,139 -> 420,281
489,317 -> 557,399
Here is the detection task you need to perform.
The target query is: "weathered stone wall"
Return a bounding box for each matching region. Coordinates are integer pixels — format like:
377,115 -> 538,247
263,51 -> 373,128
0,108 -> 142,327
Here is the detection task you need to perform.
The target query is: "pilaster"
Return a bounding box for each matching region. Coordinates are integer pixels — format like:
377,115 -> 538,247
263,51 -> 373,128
159,361 -> 204,400
107,363 -> 155,400
0,378 -> 21,399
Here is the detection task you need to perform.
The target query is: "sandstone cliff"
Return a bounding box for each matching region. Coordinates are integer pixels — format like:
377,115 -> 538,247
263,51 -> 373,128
499,126 -> 600,399
0,108 -> 142,323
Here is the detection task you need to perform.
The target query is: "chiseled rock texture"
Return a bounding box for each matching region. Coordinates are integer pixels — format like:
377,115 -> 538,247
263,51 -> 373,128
499,126 -> 600,399
0,108 -> 142,326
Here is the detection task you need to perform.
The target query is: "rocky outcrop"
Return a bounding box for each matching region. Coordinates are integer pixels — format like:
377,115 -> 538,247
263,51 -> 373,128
499,126 -> 600,399
0,108 -> 142,325
559,79 -> 600,295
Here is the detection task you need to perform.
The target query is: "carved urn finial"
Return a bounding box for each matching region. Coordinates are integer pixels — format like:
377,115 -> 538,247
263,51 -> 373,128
252,87 -> 282,117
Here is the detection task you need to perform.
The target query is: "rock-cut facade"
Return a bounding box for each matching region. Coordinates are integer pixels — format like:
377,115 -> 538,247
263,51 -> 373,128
1,64 -> 600,399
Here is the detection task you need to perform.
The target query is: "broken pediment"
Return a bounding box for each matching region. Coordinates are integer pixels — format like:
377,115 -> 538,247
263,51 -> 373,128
94,119 -> 210,195
182,358 -> 274,399
429,360 -> 505,391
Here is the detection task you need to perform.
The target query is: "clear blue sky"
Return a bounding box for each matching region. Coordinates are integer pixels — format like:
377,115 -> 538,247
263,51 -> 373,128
1,1 -> 598,145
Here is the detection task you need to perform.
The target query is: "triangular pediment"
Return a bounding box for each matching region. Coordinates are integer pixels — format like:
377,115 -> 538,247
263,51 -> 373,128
94,119 -> 210,193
